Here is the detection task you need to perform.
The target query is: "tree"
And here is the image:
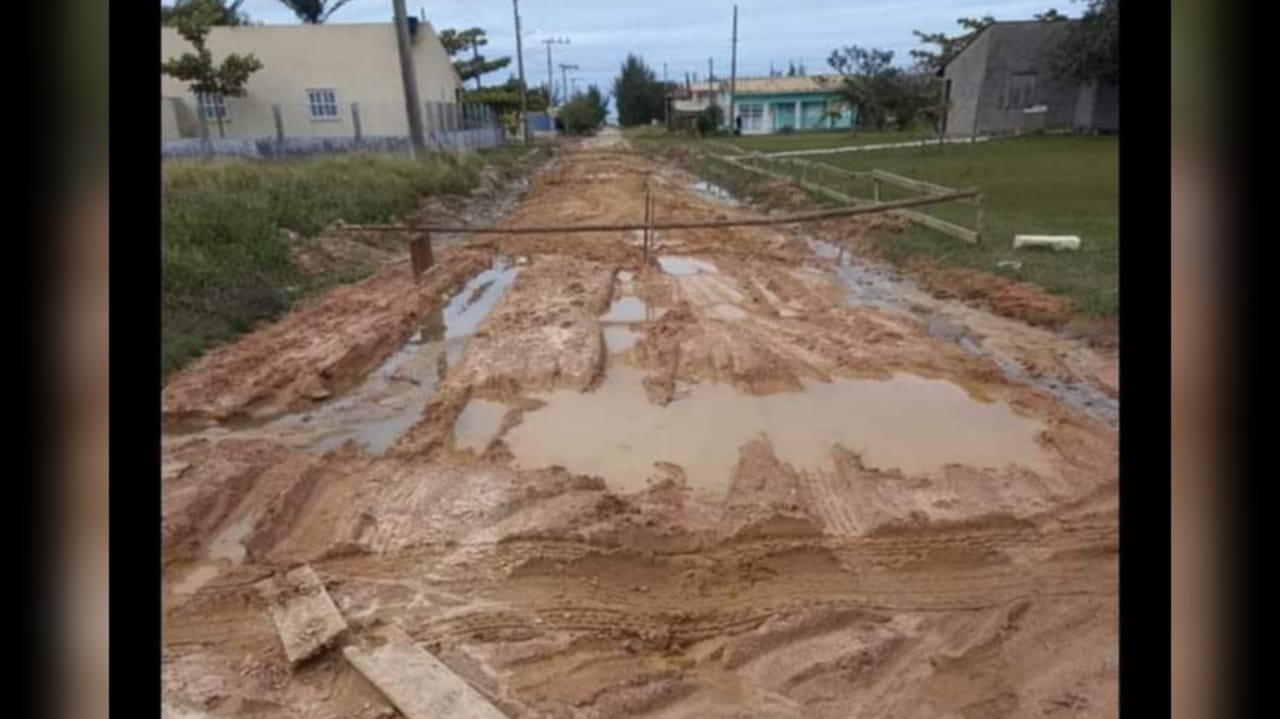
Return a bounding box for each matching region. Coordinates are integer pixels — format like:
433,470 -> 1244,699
612,55 -> 665,127
276,0 -> 352,24
161,0 -> 249,26
161,11 -> 263,137
1051,0 -> 1118,83
1035,8 -> 1070,21
559,85 -> 609,135
439,27 -> 512,90
909,16 -> 996,74
826,46 -> 899,131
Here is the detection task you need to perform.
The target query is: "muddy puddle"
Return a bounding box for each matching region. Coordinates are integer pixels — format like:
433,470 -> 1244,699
600,296 -> 663,323
805,237 -> 1118,425
499,365 -> 1051,495
690,179 -> 738,203
452,399 -> 508,453
659,255 -> 720,275
603,325 -> 641,353
195,258 -> 520,455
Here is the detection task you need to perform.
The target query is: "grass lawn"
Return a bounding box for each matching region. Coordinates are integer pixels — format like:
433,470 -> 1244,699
724,128 -> 938,154
683,133 -> 1118,318
162,147 -> 537,377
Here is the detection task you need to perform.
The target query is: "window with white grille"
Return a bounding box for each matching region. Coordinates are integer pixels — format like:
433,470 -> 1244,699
197,93 -> 228,123
738,103 -> 764,131
307,88 -> 340,120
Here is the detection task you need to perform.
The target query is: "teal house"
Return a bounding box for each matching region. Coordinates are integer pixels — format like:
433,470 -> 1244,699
723,75 -> 856,134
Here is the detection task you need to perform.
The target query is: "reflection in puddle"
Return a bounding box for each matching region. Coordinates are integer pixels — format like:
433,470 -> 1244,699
503,366 -> 1051,495
603,326 -> 640,353
453,399 -> 507,453
601,296 -> 664,323
659,256 -> 719,276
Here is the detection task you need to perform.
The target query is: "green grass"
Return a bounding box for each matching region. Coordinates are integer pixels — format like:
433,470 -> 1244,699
161,149 -> 534,377
676,134 -> 1118,318
723,128 -> 937,154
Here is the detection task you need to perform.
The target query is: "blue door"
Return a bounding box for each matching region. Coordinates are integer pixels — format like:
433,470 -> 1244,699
772,103 -> 796,132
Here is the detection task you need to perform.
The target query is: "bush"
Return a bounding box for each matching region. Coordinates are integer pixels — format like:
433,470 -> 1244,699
696,105 -> 724,135
559,94 -> 605,135
161,153 -> 487,376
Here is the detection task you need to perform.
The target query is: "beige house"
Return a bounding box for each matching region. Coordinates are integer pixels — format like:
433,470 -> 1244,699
161,22 -> 462,140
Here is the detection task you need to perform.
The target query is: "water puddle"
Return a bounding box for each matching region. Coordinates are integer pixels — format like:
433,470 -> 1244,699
207,513 -> 255,562
690,179 -> 738,204
601,296 -> 663,323
453,399 -> 508,452
254,258 -> 519,454
659,256 -> 719,276
603,326 -> 640,353
501,366 -> 1052,495
804,237 -> 1118,426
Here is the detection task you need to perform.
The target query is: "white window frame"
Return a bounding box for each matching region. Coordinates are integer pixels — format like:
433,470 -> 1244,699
197,92 -> 228,123
306,88 -> 341,121
738,102 -> 764,131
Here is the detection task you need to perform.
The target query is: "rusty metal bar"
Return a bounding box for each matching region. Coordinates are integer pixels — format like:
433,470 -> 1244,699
368,188 -> 979,238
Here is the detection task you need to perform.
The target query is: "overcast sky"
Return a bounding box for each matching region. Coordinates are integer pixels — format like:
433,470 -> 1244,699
189,1 -> 1075,99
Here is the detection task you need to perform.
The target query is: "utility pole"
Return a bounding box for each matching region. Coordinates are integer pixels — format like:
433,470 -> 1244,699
559,63 -> 579,101
541,37 -> 570,105
663,61 -> 670,127
393,0 -> 426,159
707,57 -> 716,126
512,0 -> 529,144
729,4 -> 739,133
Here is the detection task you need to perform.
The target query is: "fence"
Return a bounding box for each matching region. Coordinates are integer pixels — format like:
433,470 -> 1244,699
712,152 -> 985,244
161,99 -> 507,159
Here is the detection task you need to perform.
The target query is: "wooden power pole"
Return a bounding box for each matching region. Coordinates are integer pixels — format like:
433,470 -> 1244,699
512,0 -> 529,144
729,4 -> 739,132
393,0 -> 426,159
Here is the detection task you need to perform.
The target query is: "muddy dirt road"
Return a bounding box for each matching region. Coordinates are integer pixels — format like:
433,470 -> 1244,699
162,134 -> 1118,719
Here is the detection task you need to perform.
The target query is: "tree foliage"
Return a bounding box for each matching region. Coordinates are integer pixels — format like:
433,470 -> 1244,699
161,12 -> 264,137
1051,0 -> 1119,83
612,55 -> 666,126
462,76 -> 549,114
439,28 -> 512,90
276,0 -> 352,24
826,46 -> 942,132
559,85 -> 609,135
909,16 -> 996,74
161,0 -> 249,26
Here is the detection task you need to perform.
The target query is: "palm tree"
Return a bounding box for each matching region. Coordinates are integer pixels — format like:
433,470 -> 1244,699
276,0 -> 353,24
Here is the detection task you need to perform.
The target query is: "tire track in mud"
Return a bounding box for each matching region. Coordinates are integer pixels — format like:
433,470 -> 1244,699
162,136 -> 1118,719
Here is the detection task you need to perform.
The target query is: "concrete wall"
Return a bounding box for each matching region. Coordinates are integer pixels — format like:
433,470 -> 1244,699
160,23 -> 462,139
942,28 -> 992,137
162,127 -> 505,159
945,21 -> 1118,136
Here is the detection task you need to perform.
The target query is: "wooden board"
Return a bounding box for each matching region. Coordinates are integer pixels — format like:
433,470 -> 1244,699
343,625 -> 507,719
256,565 -> 348,665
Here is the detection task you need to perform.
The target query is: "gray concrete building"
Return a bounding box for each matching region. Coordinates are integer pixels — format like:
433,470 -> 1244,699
941,20 -> 1118,137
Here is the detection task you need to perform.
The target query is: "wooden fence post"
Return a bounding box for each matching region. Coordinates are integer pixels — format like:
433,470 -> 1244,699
351,102 -> 363,143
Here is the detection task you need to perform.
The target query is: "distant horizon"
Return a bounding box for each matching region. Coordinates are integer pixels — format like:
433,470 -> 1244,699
164,0 -> 1075,116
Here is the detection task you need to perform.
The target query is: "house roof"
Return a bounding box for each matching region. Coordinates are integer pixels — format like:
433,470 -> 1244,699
939,19 -> 1079,76
729,75 -> 842,95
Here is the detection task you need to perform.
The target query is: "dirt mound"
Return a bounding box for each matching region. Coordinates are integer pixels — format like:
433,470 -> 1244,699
908,261 -> 1077,327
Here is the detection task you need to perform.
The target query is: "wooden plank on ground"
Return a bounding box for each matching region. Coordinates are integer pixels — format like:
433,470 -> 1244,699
256,565 -> 348,665
893,208 -> 980,244
343,625 -> 507,719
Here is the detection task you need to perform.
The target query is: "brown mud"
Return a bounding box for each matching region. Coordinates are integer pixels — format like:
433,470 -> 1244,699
162,134 -> 1118,718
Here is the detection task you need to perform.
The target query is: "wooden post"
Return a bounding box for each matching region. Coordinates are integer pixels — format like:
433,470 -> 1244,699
351,102 -> 363,143
410,231 -> 434,280
974,194 -> 985,244
643,184 -> 652,264
873,177 -> 881,202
